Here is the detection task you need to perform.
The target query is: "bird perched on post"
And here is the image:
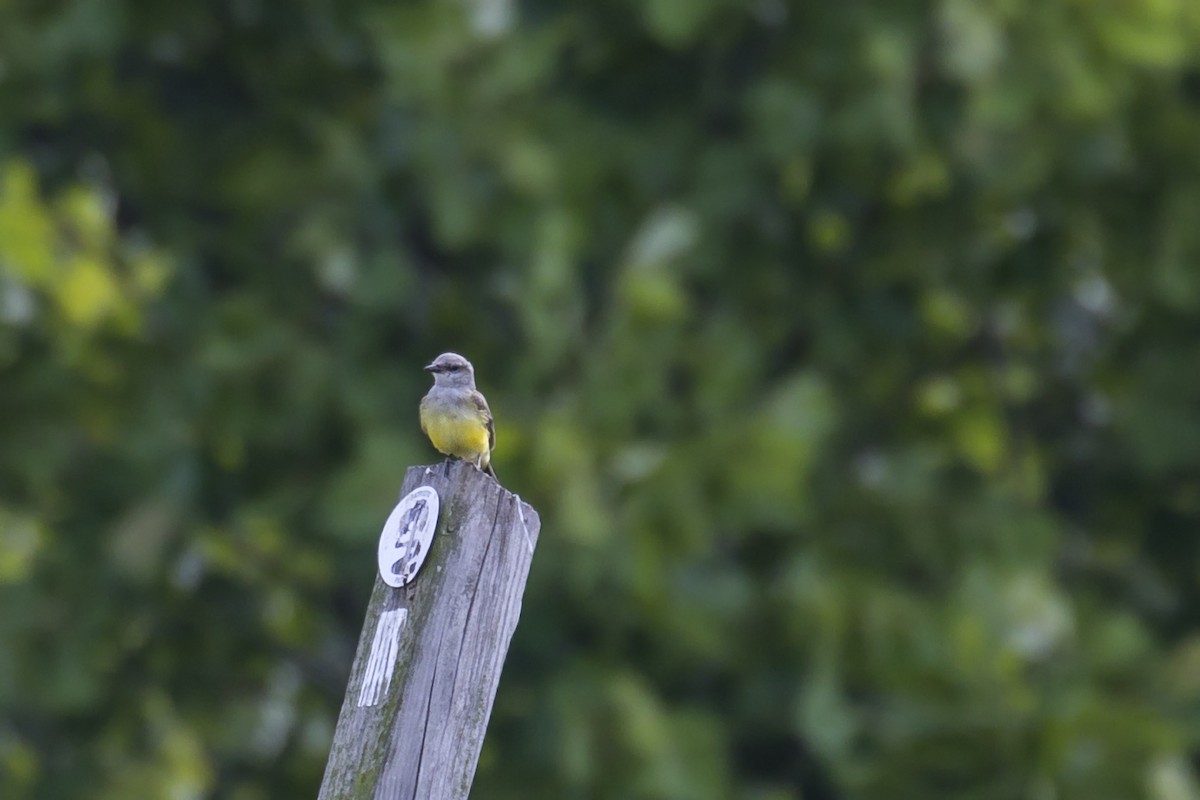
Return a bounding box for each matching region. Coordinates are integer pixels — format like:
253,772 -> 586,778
419,352 -> 496,478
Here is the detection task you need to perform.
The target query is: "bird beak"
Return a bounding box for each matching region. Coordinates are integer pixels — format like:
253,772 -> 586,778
424,363 -> 438,373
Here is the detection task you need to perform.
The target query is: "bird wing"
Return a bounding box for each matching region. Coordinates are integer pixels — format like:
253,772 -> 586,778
469,390 -> 495,452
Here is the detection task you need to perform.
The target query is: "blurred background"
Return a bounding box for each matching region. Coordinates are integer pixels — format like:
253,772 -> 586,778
2,0 -> 1200,798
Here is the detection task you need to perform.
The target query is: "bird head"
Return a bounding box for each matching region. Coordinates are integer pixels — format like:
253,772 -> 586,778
424,352 -> 476,388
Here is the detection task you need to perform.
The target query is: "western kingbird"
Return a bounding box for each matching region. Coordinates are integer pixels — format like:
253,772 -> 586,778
419,352 -> 496,477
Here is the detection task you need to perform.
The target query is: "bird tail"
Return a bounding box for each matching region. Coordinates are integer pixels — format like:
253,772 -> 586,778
484,461 -> 497,479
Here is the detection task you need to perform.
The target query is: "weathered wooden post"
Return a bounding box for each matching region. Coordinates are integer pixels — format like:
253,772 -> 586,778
318,460 -> 540,800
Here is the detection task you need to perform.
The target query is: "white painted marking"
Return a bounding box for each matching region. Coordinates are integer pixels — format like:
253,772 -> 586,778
514,494 -> 534,555
357,608 -> 408,707
377,486 -> 440,587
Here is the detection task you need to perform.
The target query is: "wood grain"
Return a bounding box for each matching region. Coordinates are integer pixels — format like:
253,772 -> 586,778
318,460 -> 541,800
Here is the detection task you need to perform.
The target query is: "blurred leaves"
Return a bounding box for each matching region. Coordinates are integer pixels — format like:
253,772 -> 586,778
2,0 -> 1200,798
0,162 -> 169,337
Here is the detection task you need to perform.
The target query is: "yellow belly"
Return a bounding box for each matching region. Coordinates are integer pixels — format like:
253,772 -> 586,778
421,411 -> 490,461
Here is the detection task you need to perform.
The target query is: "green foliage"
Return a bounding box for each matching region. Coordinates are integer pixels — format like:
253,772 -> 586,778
3,0 -> 1200,798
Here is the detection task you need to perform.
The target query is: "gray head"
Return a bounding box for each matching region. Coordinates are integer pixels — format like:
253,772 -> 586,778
424,352 -> 477,389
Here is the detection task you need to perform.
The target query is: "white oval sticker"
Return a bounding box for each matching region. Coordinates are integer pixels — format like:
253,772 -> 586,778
377,486 -> 440,587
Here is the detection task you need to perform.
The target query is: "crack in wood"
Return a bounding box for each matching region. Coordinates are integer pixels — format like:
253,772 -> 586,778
410,632 -> 443,800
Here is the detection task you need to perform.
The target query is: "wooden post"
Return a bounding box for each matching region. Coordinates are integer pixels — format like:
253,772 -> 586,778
318,460 -> 541,800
